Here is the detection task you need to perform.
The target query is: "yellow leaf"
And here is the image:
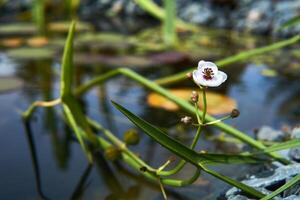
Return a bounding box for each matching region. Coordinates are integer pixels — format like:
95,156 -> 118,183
26,37 -> 48,47
1,38 -> 23,48
147,89 -> 237,115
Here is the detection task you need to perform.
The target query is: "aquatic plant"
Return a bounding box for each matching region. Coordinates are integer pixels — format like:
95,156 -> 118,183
22,21 -> 300,200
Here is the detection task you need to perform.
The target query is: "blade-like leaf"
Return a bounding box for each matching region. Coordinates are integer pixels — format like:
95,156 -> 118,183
260,173 -> 300,200
163,0 -> 177,46
60,21 -> 76,98
260,139 -> 300,154
279,15 -> 300,30
112,101 -> 266,165
112,101 -> 265,198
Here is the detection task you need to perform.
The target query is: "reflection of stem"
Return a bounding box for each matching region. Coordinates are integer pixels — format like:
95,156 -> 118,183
23,121 -> 49,200
70,164 -> 93,200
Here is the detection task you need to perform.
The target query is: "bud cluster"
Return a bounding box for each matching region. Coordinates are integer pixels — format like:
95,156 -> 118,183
190,91 -> 199,103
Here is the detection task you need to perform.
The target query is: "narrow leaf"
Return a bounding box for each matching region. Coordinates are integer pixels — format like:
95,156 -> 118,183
163,0 -> 177,46
279,15 -> 300,30
260,173 -> 300,200
60,21 -> 76,97
112,101 -> 266,165
112,101 -> 265,198
260,139 -> 300,154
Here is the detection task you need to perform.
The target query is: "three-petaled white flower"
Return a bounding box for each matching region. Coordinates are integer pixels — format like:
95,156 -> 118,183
193,60 -> 227,87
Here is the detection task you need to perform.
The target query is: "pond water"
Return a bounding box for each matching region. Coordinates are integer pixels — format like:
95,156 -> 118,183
1,26 -> 300,200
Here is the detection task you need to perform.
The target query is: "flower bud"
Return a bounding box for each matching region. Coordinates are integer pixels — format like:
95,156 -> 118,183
190,90 -> 199,103
104,146 -> 121,161
181,116 -> 192,124
186,72 -> 193,79
124,129 -> 140,145
230,109 -> 240,118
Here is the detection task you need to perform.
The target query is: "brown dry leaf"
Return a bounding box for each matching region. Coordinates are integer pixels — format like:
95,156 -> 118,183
26,37 -> 48,47
147,89 -> 237,115
1,38 -> 23,47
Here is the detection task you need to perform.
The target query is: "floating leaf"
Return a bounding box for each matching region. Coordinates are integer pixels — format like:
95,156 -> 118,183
7,47 -> 55,60
0,23 -> 37,36
147,89 -> 237,115
1,38 -> 23,48
74,54 -> 154,68
48,21 -> 92,33
0,77 -> 23,93
26,37 -> 49,47
261,69 -> 278,77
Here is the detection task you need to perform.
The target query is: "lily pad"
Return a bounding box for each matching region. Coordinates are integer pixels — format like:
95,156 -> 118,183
7,47 -> 55,60
0,23 -> 37,36
48,21 -> 93,33
76,33 -> 133,52
74,53 -> 154,68
147,89 -> 237,115
261,69 -> 278,77
0,38 -> 24,48
0,77 -> 23,93
26,37 -> 49,47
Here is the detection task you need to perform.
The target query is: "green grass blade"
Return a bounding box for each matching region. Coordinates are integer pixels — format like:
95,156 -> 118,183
163,0 -> 177,46
260,139 -> 300,154
260,173 -> 300,200
135,0 -> 195,31
60,21 -> 76,98
32,0 -> 46,35
112,101 -> 265,198
111,101 -> 266,165
279,15 -> 300,30
200,164 -> 264,198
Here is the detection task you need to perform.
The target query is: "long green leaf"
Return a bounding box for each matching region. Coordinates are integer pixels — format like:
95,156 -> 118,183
32,0 -> 46,35
60,21 -> 76,98
279,15 -> 300,30
260,139 -> 300,154
260,173 -> 300,200
163,0 -> 177,46
112,101 -> 265,198
112,101 -> 266,165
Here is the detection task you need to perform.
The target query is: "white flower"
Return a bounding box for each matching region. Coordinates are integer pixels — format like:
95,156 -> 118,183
193,60 -> 227,87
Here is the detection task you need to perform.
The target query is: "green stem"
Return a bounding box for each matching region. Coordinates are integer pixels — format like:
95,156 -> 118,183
76,68 -> 289,164
201,88 -> 207,124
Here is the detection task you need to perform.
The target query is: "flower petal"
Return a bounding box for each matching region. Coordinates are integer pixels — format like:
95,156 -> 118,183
198,60 -> 218,74
193,70 -> 227,87
192,70 -> 202,86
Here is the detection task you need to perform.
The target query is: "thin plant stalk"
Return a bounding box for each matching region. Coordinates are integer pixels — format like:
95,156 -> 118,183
163,0 -> 177,46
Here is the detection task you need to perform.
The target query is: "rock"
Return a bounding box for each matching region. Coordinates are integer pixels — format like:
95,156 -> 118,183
291,126 -> 300,139
256,126 -> 286,142
179,3 -> 213,25
288,126 -> 300,162
289,148 -> 300,162
225,164 -> 300,199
